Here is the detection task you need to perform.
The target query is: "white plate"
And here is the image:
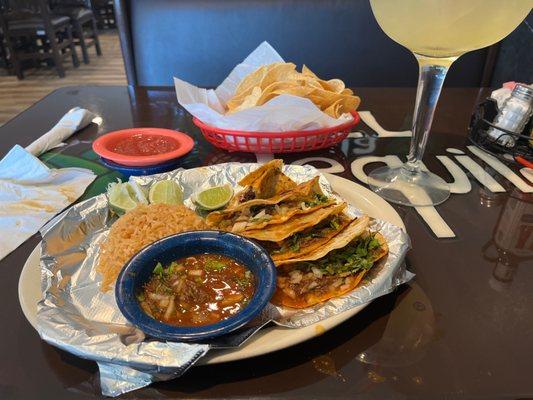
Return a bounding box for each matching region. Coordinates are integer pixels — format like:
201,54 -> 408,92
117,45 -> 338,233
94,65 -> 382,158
18,173 -> 404,365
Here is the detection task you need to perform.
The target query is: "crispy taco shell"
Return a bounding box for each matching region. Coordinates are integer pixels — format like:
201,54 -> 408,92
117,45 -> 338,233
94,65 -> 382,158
206,176 -> 331,231
275,214 -> 370,266
244,202 -> 347,242
272,232 -> 388,308
269,212 -> 352,263
230,160 -> 297,207
238,159 -> 281,187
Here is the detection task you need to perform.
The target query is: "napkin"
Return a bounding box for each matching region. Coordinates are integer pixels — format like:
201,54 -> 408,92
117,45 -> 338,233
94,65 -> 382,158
174,41 -> 354,131
490,81 -> 532,109
25,107 -> 96,156
0,145 -> 95,261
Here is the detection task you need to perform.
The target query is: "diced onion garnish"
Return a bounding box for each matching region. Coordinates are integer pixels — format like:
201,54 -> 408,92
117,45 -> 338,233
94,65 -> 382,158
289,270 -> 303,284
311,267 -> 323,279
308,281 -> 318,289
254,209 -> 267,219
164,296 -> 176,320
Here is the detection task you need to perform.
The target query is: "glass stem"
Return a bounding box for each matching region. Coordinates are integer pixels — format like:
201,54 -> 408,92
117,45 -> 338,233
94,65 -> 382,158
404,56 -> 453,173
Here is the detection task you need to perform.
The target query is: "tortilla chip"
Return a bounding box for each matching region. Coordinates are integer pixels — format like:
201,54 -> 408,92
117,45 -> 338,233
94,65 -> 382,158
229,86 -> 262,113
258,63 -> 297,91
225,62 -> 360,116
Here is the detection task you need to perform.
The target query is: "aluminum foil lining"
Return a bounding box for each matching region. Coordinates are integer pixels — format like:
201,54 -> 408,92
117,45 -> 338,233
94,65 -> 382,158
37,163 -> 412,397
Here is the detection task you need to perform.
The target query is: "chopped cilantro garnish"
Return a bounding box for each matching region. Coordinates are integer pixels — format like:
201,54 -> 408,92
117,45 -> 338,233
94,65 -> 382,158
297,233 -> 381,276
205,260 -> 227,271
165,262 -> 183,275
153,262 -> 164,277
235,276 -> 251,288
136,293 -> 145,302
288,233 -> 301,252
368,237 -> 380,250
304,193 -> 329,207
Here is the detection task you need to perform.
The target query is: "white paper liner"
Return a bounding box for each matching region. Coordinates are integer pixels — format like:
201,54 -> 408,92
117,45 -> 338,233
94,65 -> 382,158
174,42 -> 354,132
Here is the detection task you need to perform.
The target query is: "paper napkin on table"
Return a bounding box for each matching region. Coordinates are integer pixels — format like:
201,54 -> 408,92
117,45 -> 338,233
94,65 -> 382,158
0,146 -> 95,261
174,41 -> 354,131
26,107 -> 96,156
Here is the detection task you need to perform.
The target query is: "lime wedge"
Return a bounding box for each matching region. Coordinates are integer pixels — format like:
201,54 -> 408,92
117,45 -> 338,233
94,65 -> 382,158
149,180 -> 183,205
126,181 -> 148,204
108,181 -> 141,215
194,185 -> 233,210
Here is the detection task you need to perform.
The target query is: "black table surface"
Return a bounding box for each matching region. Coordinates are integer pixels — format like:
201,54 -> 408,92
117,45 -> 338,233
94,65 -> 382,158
0,86 -> 532,399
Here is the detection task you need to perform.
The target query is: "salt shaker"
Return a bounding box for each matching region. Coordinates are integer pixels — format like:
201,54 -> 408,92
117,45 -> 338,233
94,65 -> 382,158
487,83 -> 533,147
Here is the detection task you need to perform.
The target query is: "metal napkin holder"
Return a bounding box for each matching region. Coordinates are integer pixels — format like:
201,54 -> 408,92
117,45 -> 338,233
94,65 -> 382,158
469,97 -> 532,165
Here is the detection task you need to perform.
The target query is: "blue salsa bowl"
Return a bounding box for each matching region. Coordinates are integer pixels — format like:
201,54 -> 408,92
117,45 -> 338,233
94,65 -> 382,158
99,157 -> 184,178
115,230 -> 277,342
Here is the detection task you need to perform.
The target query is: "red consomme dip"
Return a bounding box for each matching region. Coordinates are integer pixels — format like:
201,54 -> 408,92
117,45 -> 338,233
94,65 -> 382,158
138,254 -> 255,327
112,133 -> 179,156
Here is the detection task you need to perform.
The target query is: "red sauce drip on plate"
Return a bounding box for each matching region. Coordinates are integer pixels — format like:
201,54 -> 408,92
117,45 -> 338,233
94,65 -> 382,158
112,134 -> 179,156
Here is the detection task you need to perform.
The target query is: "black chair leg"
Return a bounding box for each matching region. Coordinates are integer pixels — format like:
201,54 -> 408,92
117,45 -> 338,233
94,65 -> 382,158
91,17 -> 102,56
74,20 -> 90,64
4,35 -> 24,79
13,55 -> 24,79
66,25 -> 80,68
49,35 -> 66,78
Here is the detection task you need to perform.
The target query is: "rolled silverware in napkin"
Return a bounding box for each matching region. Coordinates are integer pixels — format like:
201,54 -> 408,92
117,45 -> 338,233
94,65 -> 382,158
25,107 -> 97,156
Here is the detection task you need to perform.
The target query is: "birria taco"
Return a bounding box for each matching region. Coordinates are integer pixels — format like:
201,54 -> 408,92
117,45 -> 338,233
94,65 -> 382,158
229,159 -> 296,206
244,202 -> 348,243
206,176 -> 334,232
268,212 -> 369,264
271,227 -> 388,309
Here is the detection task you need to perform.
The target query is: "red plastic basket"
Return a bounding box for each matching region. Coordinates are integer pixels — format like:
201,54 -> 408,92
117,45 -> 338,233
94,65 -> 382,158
193,111 -> 360,153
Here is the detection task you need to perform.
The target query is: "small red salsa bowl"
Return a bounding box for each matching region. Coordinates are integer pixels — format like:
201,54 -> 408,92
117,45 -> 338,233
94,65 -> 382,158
92,128 -> 194,166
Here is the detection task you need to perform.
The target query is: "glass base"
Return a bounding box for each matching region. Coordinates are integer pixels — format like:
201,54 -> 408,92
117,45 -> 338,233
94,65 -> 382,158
367,165 -> 450,207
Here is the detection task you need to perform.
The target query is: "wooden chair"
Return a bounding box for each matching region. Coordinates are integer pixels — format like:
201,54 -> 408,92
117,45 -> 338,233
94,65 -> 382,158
0,0 -> 79,78
50,0 -> 102,64
92,0 -> 114,30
